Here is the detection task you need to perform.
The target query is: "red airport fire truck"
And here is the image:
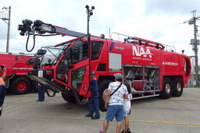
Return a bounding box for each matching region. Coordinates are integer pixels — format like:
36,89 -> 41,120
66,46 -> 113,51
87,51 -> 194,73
0,52 -> 35,94
18,19 -> 191,111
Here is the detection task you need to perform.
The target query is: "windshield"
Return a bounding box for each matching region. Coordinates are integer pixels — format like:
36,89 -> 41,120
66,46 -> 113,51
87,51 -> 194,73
40,43 -> 70,66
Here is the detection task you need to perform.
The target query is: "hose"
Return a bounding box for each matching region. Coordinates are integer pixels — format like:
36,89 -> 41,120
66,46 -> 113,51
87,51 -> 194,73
26,34 -> 36,52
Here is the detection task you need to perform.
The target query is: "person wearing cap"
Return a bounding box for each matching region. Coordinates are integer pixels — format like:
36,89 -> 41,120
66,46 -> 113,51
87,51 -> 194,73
100,73 -> 128,133
36,82 -> 45,102
0,66 -> 7,116
85,71 -> 100,119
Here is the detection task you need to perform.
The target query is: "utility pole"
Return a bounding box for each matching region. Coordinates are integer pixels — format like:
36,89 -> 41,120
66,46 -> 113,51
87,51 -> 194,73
85,5 -> 95,74
0,6 -> 11,53
188,10 -> 200,87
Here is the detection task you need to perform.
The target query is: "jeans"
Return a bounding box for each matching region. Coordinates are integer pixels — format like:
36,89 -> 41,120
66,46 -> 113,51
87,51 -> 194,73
89,96 -> 100,118
0,85 -> 6,107
38,86 -> 45,101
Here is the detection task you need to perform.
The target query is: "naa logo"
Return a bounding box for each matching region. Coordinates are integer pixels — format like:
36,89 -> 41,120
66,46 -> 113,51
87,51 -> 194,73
132,46 -> 153,58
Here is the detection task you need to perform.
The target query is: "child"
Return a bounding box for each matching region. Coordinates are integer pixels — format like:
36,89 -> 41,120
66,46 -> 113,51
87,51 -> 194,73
121,86 -> 132,133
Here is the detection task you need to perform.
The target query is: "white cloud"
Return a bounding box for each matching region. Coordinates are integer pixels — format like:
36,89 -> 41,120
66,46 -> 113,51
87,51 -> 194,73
145,0 -> 200,15
0,0 -> 199,62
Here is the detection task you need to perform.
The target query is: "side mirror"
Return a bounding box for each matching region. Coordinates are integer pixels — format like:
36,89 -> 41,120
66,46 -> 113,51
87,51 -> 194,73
37,49 -> 47,56
26,58 -> 35,65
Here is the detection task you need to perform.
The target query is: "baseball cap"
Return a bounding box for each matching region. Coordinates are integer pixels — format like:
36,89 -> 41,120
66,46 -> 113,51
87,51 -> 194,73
114,73 -> 122,80
90,71 -> 96,75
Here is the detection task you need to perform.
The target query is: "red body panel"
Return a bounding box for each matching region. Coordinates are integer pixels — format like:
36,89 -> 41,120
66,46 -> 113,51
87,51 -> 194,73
86,38 -> 191,93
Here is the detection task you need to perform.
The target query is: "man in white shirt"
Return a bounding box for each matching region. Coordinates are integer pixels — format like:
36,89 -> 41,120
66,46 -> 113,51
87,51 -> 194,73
100,73 -> 128,133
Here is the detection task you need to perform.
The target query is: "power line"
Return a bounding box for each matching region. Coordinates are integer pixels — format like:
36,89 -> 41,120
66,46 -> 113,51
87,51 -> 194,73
113,21 -> 187,35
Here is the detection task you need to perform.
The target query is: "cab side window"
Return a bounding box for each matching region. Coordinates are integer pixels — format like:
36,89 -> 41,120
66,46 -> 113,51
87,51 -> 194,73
92,41 -> 103,60
72,42 -> 88,64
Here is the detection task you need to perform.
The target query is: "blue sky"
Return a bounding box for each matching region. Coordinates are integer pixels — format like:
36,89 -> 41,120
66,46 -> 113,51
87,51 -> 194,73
0,0 -> 200,62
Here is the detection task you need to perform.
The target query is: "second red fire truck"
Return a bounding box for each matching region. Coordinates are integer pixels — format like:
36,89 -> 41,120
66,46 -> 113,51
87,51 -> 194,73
0,52 -> 35,94
18,19 -> 191,111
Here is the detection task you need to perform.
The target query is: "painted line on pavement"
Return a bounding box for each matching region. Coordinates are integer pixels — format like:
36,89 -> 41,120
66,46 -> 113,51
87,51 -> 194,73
147,121 -> 200,126
170,98 -> 200,101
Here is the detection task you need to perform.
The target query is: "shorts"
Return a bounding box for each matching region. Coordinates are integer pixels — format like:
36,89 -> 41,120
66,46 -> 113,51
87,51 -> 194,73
123,110 -> 130,117
105,105 -> 123,122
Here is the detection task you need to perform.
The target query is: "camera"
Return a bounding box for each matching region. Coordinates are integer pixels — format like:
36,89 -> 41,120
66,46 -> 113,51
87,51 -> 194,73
0,65 -> 5,70
18,19 -> 33,36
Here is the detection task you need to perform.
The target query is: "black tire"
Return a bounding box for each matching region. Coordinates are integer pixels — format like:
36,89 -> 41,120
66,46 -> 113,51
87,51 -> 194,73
99,80 -> 112,112
172,78 -> 183,97
61,92 -> 76,104
10,77 -> 31,94
160,78 -> 172,99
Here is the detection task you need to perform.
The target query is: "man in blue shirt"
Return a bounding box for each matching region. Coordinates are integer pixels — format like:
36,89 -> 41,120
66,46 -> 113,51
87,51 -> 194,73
36,83 -> 45,102
85,71 -> 100,119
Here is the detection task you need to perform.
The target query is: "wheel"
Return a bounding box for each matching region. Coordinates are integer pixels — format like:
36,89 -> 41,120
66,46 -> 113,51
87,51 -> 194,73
172,78 -> 183,97
160,78 -> 172,99
10,77 -> 31,94
61,92 -> 76,104
99,80 -> 112,111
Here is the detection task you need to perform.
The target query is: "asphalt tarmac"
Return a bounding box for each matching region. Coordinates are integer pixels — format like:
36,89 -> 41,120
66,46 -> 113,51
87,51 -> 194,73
0,87 -> 200,133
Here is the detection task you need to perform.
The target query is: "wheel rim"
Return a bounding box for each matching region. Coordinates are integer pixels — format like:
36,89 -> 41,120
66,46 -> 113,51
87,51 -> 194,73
17,82 -> 27,91
102,88 -> 108,102
165,83 -> 171,94
176,83 -> 182,92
